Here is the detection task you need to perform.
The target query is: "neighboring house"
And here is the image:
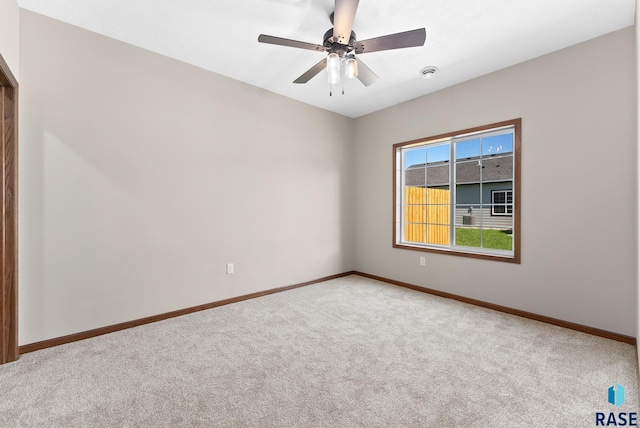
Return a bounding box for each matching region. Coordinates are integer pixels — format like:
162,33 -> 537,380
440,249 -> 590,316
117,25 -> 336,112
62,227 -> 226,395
405,153 -> 513,230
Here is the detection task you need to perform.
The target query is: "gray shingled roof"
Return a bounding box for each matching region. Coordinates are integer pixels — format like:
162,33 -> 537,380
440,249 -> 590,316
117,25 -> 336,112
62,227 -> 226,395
405,154 -> 513,186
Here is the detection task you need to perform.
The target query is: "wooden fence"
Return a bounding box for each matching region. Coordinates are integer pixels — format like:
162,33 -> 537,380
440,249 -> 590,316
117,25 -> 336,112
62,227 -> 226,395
405,187 -> 450,245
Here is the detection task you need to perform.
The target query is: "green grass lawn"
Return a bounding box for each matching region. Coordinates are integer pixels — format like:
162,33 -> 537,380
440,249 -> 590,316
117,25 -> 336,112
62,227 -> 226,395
455,228 -> 512,250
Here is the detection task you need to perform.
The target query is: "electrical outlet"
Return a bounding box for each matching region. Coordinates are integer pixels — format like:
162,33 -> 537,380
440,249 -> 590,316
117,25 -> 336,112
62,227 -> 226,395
226,263 -> 234,274
419,256 -> 426,266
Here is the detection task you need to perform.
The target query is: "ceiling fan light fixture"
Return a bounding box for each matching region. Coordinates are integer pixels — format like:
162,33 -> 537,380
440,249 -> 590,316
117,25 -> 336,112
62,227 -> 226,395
327,53 -> 341,84
344,56 -> 358,79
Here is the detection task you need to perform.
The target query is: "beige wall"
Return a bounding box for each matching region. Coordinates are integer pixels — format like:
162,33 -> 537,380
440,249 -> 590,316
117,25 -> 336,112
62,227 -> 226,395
19,10 -> 355,344
635,0 -> 640,393
17,9 -> 638,343
0,0 -> 19,78
354,27 -> 637,336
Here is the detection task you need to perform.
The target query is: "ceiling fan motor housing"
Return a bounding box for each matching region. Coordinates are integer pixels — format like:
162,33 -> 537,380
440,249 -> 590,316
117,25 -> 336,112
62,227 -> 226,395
323,28 -> 356,57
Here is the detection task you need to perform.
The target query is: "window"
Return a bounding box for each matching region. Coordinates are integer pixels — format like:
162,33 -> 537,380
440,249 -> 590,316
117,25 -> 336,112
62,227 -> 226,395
491,190 -> 513,216
393,119 -> 520,263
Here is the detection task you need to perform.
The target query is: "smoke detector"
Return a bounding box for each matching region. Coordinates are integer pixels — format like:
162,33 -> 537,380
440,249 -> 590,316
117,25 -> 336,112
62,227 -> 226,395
420,66 -> 438,79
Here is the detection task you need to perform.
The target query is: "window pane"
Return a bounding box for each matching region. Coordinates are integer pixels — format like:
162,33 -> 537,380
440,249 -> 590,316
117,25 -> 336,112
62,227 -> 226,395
481,228 -> 513,251
405,186 -> 426,205
482,133 -> 513,155
455,204 -> 480,228
426,143 -> 450,163
405,167 -> 425,187
456,184 -> 481,205
427,165 -> 449,187
426,224 -> 450,246
404,147 -> 426,168
455,226 -> 482,248
481,204 -> 513,251
405,223 -> 426,243
481,156 -> 513,182
456,160 -> 481,184
405,205 -> 426,223
426,204 -> 449,226
404,148 -> 426,187
455,202 -> 482,248
455,139 -> 481,159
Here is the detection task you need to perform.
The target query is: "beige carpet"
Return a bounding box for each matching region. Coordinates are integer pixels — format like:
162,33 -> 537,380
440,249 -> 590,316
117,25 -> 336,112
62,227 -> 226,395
0,275 -> 637,427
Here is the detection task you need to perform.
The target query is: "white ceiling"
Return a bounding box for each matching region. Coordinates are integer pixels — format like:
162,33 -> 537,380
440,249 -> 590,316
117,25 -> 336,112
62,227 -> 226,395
17,0 -> 636,118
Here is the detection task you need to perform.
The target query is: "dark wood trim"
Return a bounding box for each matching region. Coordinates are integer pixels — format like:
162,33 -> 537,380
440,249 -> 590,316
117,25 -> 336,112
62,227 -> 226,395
392,118 -> 521,264
392,140 -> 396,251
0,55 -> 18,88
636,345 -> 640,404
19,271 -> 356,354
0,54 -> 18,365
353,271 -> 637,345
392,119 -> 521,150
391,243 -> 519,263
18,270 -> 637,356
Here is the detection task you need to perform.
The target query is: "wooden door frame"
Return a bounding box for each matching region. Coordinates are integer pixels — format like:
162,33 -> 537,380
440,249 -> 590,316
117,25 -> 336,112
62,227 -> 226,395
0,53 -> 18,364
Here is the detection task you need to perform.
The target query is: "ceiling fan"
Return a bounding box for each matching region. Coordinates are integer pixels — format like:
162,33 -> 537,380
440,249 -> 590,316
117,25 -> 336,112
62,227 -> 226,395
258,0 -> 426,93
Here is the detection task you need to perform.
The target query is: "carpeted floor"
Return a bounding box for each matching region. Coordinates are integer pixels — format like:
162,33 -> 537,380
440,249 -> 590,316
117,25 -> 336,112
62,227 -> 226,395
0,275 -> 637,427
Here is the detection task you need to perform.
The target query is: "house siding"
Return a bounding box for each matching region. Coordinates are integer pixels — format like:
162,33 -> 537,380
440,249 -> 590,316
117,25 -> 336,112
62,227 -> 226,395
454,208 -> 513,230
455,182 -> 513,229
455,181 -> 513,205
